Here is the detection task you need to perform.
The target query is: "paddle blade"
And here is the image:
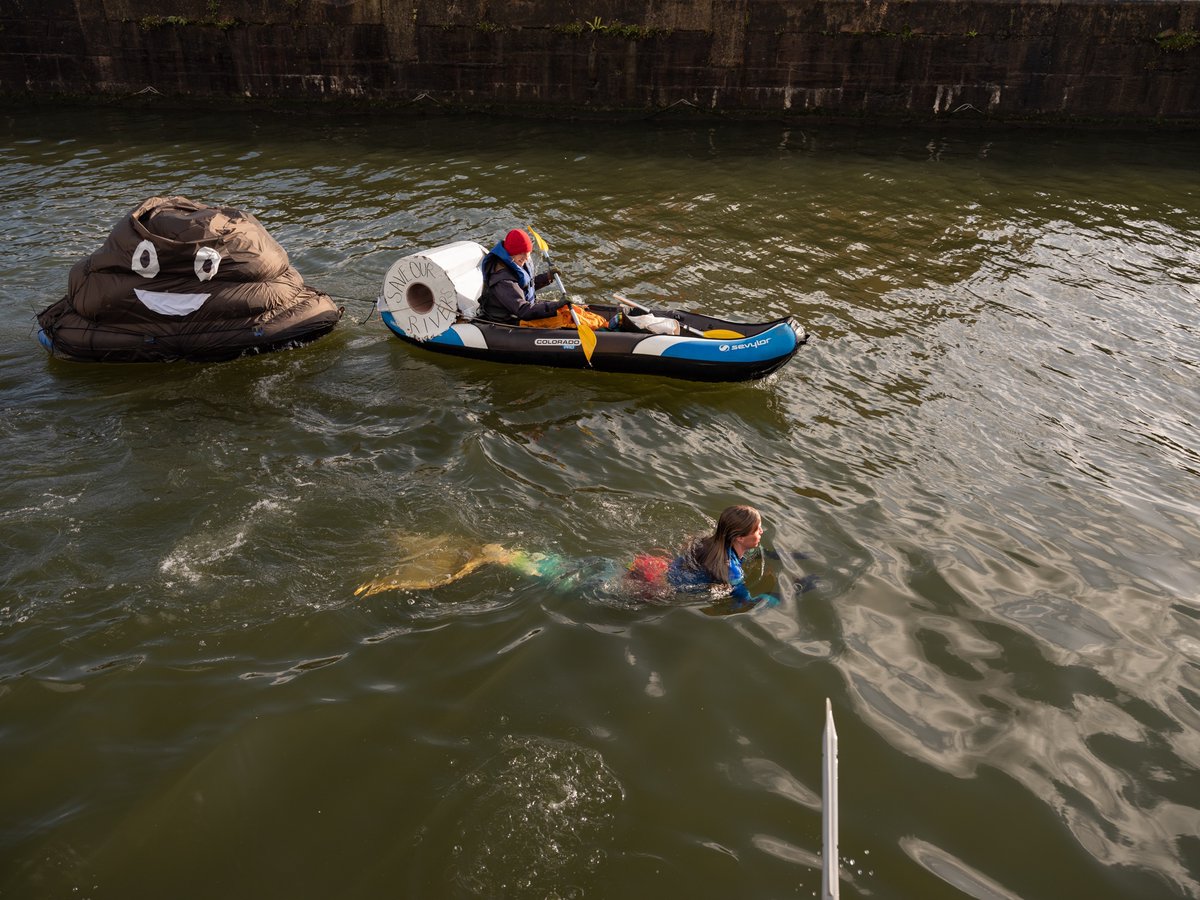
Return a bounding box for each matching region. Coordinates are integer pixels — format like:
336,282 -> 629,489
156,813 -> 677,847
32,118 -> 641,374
579,322 -> 598,363
566,304 -> 597,363
702,328 -> 745,339
528,226 -> 549,253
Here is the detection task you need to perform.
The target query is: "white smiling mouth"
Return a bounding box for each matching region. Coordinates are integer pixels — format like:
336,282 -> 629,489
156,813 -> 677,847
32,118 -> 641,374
134,289 -> 211,316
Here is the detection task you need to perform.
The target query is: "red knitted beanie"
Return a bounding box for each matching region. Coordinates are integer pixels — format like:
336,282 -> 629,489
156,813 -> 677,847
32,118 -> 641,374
503,229 -> 533,255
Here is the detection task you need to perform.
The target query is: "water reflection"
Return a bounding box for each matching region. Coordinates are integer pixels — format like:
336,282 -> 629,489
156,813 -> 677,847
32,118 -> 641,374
2,109 -> 1199,898
839,540 -> 1200,894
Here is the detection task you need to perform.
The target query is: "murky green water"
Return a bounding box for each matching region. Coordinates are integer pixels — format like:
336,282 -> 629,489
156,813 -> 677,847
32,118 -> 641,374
2,107 -> 1198,899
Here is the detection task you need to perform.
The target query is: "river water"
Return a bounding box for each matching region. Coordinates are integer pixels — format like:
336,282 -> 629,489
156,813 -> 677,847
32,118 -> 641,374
1,107 -> 1198,899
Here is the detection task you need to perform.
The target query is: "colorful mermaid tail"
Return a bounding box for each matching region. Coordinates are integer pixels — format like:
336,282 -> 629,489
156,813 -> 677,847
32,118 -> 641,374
354,535 -> 567,598
500,549 -> 567,579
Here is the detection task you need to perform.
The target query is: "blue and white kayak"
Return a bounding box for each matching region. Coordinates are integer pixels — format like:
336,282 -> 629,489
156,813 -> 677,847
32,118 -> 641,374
377,241 -> 807,382
380,304 -> 807,382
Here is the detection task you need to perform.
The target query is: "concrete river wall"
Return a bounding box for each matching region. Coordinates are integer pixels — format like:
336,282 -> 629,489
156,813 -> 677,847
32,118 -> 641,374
1,0 -> 1197,125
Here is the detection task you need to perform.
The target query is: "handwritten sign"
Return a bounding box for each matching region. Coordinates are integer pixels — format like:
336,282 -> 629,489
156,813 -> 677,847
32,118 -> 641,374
381,254 -> 461,341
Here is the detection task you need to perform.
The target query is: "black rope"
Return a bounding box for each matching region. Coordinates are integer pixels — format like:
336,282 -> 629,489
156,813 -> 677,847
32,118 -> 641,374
352,300 -> 376,326
323,295 -> 375,326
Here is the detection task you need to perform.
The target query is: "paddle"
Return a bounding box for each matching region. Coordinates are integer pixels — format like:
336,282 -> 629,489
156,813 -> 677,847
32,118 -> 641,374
612,292 -> 744,340
528,227 -> 597,364
822,698 -> 840,900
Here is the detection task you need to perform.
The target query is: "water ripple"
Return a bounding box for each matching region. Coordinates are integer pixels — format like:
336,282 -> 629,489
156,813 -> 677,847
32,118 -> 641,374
2,110 -> 1198,898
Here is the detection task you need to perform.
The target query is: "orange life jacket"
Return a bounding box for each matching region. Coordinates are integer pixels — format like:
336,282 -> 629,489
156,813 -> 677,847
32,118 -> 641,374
519,305 -> 609,331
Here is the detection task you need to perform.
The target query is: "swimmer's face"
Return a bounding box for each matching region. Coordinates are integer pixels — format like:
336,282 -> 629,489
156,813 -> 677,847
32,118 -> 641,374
743,520 -> 764,549
733,518 -> 764,554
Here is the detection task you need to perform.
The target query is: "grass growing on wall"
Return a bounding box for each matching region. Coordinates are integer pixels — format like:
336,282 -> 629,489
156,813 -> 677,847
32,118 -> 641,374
134,0 -> 236,31
1156,28 -> 1198,52
554,17 -> 665,39
138,16 -> 189,29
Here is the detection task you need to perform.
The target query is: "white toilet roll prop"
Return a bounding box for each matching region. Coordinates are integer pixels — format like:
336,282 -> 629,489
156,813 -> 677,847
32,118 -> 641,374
380,241 -> 486,341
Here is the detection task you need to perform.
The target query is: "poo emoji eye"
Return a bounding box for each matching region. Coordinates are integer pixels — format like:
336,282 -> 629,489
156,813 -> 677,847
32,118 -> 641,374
131,239 -> 160,278
194,246 -> 221,282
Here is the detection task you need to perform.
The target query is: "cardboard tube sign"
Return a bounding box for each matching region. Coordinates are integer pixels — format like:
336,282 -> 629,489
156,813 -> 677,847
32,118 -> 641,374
380,241 -> 485,342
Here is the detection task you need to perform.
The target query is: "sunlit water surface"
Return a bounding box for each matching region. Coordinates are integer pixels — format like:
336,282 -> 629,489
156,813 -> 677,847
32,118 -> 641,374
1,108 -> 1198,899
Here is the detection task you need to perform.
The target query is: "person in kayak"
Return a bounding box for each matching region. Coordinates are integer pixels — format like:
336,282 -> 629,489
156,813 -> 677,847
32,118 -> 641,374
478,228 -> 568,323
661,504 -> 766,604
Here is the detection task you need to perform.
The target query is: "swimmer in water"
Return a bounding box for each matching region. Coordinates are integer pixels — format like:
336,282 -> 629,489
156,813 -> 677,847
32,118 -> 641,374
357,509 -> 800,607
624,505 -> 777,607
665,504 -> 764,604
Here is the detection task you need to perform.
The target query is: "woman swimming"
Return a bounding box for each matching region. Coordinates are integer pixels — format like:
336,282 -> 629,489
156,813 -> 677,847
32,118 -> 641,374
359,506 -> 783,608
663,504 -> 764,604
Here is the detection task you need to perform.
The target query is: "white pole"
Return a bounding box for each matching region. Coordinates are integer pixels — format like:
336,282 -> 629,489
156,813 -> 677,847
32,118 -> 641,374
822,698 -> 840,900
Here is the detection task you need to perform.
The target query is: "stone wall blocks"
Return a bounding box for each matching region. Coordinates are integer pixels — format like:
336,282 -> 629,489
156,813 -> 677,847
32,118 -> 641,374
0,0 -> 77,17
0,0 -> 1195,123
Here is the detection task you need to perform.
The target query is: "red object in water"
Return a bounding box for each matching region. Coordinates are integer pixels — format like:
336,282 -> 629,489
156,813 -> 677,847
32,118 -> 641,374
627,553 -> 670,583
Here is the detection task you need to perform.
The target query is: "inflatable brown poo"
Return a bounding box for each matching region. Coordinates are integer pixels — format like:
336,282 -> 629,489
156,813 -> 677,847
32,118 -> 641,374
36,196 -> 343,362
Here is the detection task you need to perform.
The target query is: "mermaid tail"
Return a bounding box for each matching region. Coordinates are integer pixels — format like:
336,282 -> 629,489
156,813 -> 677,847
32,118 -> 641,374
354,533 -> 563,597
354,535 -> 510,597
501,549 -> 567,579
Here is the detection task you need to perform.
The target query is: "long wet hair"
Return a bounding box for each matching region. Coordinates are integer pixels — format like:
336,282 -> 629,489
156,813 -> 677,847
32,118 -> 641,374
682,505 -> 762,584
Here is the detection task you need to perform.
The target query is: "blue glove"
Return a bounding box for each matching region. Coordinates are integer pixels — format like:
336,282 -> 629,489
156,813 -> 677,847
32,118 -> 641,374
795,575 -> 821,595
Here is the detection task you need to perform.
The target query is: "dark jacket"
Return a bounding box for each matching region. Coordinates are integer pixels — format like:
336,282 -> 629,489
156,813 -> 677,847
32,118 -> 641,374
478,243 -> 561,323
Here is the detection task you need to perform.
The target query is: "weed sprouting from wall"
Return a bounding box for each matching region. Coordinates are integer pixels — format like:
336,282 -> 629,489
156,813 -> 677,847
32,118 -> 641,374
1155,29 -> 1198,52
554,18 -> 665,40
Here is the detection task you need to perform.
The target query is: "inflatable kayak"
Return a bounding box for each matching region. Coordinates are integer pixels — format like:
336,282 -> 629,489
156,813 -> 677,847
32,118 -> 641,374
36,196 -> 342,363
382,304 -> 805,382
378,241 -> 808,382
